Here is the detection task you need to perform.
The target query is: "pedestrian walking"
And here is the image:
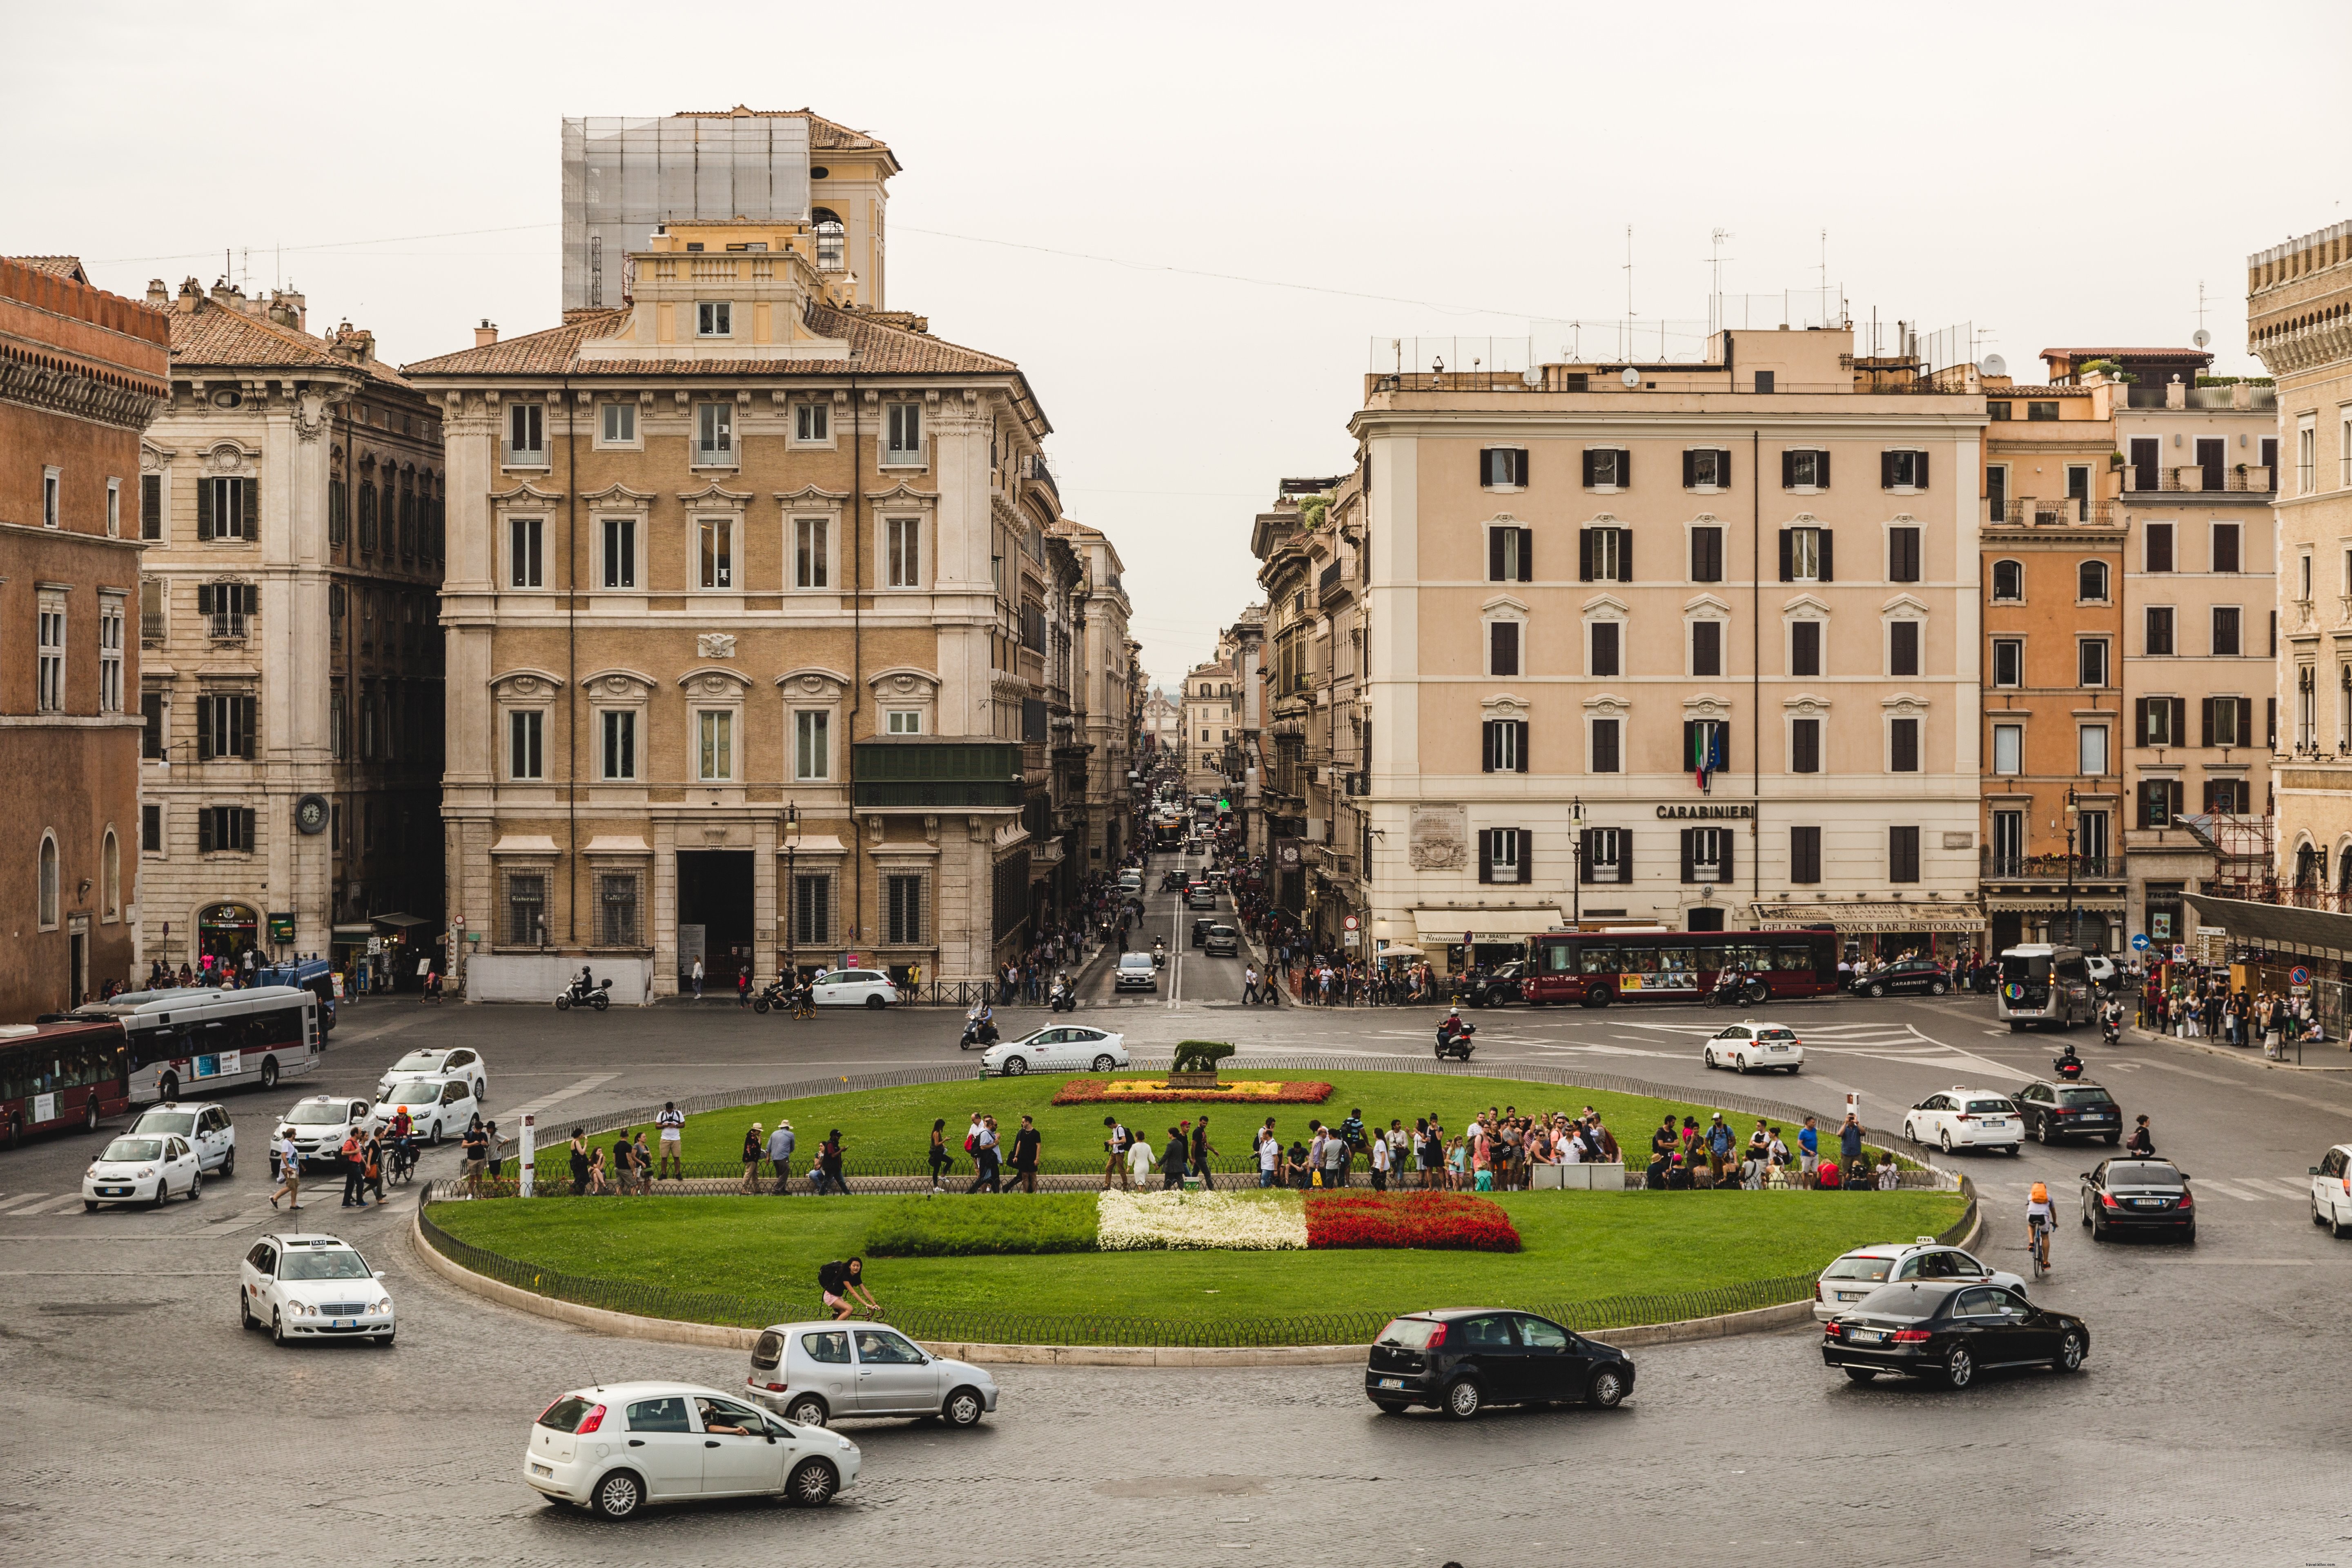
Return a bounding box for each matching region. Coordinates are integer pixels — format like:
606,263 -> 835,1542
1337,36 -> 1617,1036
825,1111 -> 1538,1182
1798,1115 -> 1820,1174
737,967 -> 751,1007
692,955 -> 705,999
1242,965 -> 1259,1006
1159,1125 -> 1189,1189
1010,1115 -> 1043,1194
930,1118 -> 954,1192
1191,1116 -> 1218,1190
966,1116 -> 1002,1193
739,1123 -> 765,1194
1127,1127 -> 1157,1186
1102,1117 -> 1130,1191
339,1131 -> 369,1208
767,1120 -> 796,1195
631,1129 -> 652,1194
270,1132 -> 302,1210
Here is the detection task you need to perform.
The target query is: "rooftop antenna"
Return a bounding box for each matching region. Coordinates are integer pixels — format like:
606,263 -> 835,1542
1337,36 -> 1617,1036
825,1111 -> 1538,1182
2195,281 -> 2211,346
1818,229 -> 1829,323
1707,228 -> 1734,336
1622,226 -> 1635,363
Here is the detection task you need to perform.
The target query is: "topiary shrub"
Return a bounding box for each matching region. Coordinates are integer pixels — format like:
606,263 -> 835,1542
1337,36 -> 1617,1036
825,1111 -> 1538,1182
1170,1040 -> 1235,1076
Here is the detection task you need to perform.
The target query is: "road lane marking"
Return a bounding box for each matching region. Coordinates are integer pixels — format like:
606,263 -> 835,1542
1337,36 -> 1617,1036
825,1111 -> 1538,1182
501,1072 -> 620,1120
19,1194 -> 88,1214
0,1193 -> 50,1213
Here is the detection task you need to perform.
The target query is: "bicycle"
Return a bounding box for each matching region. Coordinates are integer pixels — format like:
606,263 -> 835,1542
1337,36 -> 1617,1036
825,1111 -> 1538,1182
790,997 -> 817,1021
2027,1216 -> 2052,1278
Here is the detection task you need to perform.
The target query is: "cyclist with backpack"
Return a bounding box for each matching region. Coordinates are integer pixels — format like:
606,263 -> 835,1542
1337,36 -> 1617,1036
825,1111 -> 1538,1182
2026,1181 -> 2055,1274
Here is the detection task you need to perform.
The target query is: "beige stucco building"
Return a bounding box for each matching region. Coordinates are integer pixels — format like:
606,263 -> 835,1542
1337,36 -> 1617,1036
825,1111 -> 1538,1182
1351,325 -> 1989,972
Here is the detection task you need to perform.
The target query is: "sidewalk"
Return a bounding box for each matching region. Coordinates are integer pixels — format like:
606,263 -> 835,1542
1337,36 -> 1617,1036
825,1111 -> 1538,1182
2125,1024 -> 2352,1073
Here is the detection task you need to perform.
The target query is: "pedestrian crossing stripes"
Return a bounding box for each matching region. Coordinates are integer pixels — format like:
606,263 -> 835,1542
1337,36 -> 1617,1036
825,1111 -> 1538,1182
1974,1175 -> 2312,1205
0,1193 -> 49,1213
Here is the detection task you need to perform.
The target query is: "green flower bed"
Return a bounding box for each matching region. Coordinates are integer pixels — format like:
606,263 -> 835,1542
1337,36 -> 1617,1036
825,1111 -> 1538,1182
857,1193 -> 1100,1257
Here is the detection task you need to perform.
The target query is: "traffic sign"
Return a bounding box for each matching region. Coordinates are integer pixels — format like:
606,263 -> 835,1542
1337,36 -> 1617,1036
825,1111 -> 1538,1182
1343,915 -> 1359,931
2130,933 -> 2150,951
2170,944 -> 2187,964
2291,965 -> 2312,987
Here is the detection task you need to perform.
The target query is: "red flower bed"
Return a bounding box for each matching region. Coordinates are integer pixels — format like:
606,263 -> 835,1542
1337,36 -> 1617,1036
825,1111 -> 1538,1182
1304,1192 -> 1522,1252
1051,1078 -> 1334,1106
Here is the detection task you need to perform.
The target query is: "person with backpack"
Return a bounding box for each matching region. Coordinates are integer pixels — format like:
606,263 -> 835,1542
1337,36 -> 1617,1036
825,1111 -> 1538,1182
1103,1117 -> 1130,1190
1009,1115 -> 1043,1194
966,1116 -> 1001,1193
818,1257 -> 881,1322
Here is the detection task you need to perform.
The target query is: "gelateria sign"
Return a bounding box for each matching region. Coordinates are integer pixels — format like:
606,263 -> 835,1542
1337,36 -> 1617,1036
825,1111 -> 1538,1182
1655,804 -> 1753,820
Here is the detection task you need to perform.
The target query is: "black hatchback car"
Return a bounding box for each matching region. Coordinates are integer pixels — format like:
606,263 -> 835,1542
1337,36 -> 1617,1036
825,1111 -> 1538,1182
1851,958 -> 1953,998
2080,1156 -> 2196,1241
2010,1079 -> 2124,1145
1822,1279 -> 2088,1390
1365,1308 -> 1633,1419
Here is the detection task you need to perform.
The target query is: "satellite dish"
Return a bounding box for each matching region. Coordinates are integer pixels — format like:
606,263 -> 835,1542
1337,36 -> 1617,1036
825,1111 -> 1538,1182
2193,328 -> 2211,349
1621,366 -> 1641,388
1979,353 -> 2007,377
1522,368 -> 1543,388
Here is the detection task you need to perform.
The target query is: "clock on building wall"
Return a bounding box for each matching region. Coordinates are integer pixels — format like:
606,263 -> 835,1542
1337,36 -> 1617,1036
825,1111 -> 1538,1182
295,794 -> 329,835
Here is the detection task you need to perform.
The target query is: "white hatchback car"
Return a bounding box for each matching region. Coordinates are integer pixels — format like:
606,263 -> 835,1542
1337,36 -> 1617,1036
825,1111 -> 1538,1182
368,1076 -> 480,1144
1903,1088 -> 2025,1156
2311,1144 -> 2352,1237
1812,1238 -> 2029,1320
276,1095 -> 376,1172
128,1101 -> 236,1177
1700,1020 -> 1806,1075
82,1132 -> 203,1209
525,1382 -> 860,1518
239,1233 -> 395,1345
812,969 -> 899,1009
376,1046 -> 488,1106
745,1322 -> 1000,1429
982,1025 -> 1131,1077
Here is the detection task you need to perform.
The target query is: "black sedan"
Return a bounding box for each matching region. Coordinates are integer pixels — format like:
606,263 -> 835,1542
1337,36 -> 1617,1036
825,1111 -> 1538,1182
1365,1308 -> 1633,1419
1463,961 -> 1527,1009
1851,958 -> 1953,998
2011,1079 -> 2124,1145
2080,1157 -> 2196,1241
1190,917 -> 1215,949
1822,1280 -> 2087,1389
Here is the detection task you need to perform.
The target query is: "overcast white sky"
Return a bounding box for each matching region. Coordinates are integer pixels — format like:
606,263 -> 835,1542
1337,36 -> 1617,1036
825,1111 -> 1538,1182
12,1 -> 2346,690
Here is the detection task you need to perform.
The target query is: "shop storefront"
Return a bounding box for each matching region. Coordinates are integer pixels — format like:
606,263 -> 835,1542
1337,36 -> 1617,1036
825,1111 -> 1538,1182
1750,899 -> 1989,962
1408,908 -> 1567,977
196,902 -> 258,969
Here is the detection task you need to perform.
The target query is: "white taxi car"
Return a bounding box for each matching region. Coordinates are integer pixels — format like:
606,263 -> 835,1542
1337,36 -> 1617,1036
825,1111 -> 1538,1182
1812,1237 -> 2029,1320
376,1046 -> 488,1106
982,1025 -> 1130,1077
811,969 -> 899,1009
275,1095 -> 376,1172
368,1076 -> 480,1144
238,1233 -> 395,1345
1700,1020 -> 1805,1075
82,1132 -> 203,1209
1902,1087 -> 2025,1156
524,1382 -> 860,1518
128,1101 -> 236,1178
2311,1144 -> 2352,1237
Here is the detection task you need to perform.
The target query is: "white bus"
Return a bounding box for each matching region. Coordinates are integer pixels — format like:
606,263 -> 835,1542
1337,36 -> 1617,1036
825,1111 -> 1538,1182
1994,944 -> 2092,1031
71,986 -> 321,1104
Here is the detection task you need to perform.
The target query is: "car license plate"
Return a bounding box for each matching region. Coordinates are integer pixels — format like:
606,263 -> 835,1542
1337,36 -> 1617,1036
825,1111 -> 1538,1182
1376,1377 -> 1405,1390
333,1319 -> 355,1329
2084,1113 -> 2113,1121
531,1461 -> 554,1477
1849,1330 -> 1883,1343
1838,1291 -> 1862,1301
2131,1198 -> 2159,1208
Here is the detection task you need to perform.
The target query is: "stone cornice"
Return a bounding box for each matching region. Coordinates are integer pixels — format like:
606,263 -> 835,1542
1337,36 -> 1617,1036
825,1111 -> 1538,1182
0,346 -> 164,431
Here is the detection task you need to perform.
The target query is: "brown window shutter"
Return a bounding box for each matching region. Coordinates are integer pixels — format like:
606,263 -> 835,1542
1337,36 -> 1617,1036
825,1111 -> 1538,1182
1682,450 -> 1697,487
1777,530 -> 1793,581
1478,832 -> 1494,884
2239,697 -> 2255,743
1679,829 -> 1696,884
243,477 -> 259,531
2201,697 -> 2215,747
1617,831 -> 1632,884
1618,529 -> 1633,583
2134,699 -> 2150,748
199,809 -> 215,853
1489,528 -> 1506,582
1817,451 -> 1830,487
1781,450 -> 1796,488
1582,449 -> 1598,486
1915,451 -> 1928,489
1880,451 -> 1896,488
1721,832 -> 1735,883
1578,529 -> 1593,582
2174,697 -> 2188,743
1481,721 -> 1496,774
1716,449 -> 1734,487
1517,528 -> 1533,582
1818,530 -> 1834,582
141,474 -> 162,538
1578,829 -> 1594,885
1514,721 -> 1529,774
197,478 -> 214,539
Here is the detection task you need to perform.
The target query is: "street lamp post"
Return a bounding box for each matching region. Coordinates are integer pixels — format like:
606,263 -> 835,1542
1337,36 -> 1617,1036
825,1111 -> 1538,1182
2062,785 -> 2080,949
784,801 -> 800,985
1569,796 -> 1585,928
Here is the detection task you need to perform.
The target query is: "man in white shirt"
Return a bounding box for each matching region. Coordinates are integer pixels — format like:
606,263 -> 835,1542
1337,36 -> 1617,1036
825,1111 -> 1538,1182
1256,1120 -> 1281,1187
656,1102 -> 686,1180
1243,966 -> 1260,1006
966,1116 -> 1002,1194
1369,1128 -> 1391,1191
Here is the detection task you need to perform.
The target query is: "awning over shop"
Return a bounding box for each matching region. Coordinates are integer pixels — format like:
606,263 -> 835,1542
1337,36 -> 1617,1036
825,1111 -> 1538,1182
1412,908 -> 1566,945
1377,943 -> 1425,958
2183,893 -> 2352,957
1749,900 -> 1987,934
373,911 -> 432,929
330,924 -> 374,942
1981,895 -> 2127,915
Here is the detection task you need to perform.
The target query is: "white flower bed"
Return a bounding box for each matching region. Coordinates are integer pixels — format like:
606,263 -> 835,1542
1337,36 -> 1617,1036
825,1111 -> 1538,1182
1096,1189 -> 1308,1251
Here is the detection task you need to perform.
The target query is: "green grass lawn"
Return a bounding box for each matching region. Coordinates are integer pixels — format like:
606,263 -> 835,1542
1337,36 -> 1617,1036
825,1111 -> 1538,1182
556,1068 -> 1857,1179
431,1187 -> 1964,1329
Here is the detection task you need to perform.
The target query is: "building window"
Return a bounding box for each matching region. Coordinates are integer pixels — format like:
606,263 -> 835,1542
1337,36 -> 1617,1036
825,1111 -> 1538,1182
2212,522 -> 2241,574
1881,449 -> 1930,489
1889,619 -> 1920,679
2138,696 -> 2184,748
2143,606 -> 2174,656
1993,723 -> 2022,775
2065,464 -> 2092,520
795,401 -> 830,442
1991,809 -> 2025,867
597,873 -> 640,947
506,873 -> 546,946
2209,695 -> 2250,749
1488,525 -> 1532,583
43,467 -> 61,528
141,473 -> 163,540
1992,638 -> 2021,687
1580,527 -> 1628,582
697,710 -> 734,782
1689,525 -> 1722,583
813,209 -> 846,270
885,873 -> 926,944
1590,717 -> 1620,773
508,710 -> 544,780
1789,619 -> 1823,679
1987,463 -> 2009,521
199,475 -> 253,541
2079,810 -> 2109,866
329,687 -> 345,761
198,806 -> 256,855
1889,716 -> 1920,773
886,710 -> 922,735
1480,448 -> 1528,488
2025,401 -> 2058,423
35,593 -> 65,713
1685,718 -> 1730,777
2204,779 -> 2249,814
697,518 -> 734,589
1581,448 -> 1626,488
2077,560 -> 2108,602
98,598 -> 123,712
141,690 -> 166,759
1783,448 -> 1829,488
1577,826 -> 1624,883
1682,826 -> 1731,884
196,693 -> 256,760
695,402 -> 734,463
1885,526 -> 1922,584
1479,827 -> 1526,885
601,515 -> 637,588
1683,448 -> 1730,488
2212,606 -> 2242,657
795,518 -> 829,588
2144,523 -> 2173,573
506,403 -> 545,466
1482,718 -> 1527,774
509,516 -> 543,588
885,402 -> 923,465
1790,824 -> 1822,884
1991,559 -> 2022,601
1791,717 -> 1821,774
141,803 -> 163,855
1889,825 -> 1920,882
794,710 -> 829,780
1779,527 -> 1830,582
599,401 -> 636,445
2078,638 -> 2109,688
1691,619 -> 1722,678
792,873 -> 833,945
105,477 -> 120,537
1580,620 -> 1611,679
2137,778 -> 2183,831
2078,723 -> 2109,776
886,517 -> 921,588
37,834 -> 58,927
695,300 -> 732,337
100,828 -> 119,920
2298,415 -> 2316,494
1491,619 -> 1523,677
601,709 -> 637,780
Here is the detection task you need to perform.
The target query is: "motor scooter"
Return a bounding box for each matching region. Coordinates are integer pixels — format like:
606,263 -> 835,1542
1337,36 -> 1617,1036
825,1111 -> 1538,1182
750,977 -> 792,1014
2052,1050 -> 2086,1081
960,1008 -> 1000,1049
555,976 -> 612,1011
1049,981 -> 1076,1013
2101,1015 -> 2122,1047
1435,1018 -> 1477,1062
1152,940 -> 1167,970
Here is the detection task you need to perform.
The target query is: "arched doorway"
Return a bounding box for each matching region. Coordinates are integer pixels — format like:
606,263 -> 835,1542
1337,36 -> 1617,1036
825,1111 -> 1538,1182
198,902 -> 258,972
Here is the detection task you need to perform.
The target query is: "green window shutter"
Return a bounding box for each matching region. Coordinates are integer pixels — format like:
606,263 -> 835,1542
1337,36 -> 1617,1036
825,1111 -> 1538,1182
197,477 -> 214,539
243,477 -> 259,532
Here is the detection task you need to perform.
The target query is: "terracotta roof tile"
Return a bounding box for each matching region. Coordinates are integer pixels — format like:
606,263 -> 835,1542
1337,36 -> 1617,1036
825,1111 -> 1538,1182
402,302 -> 1015,378
670,107 -> 891,153
2039,346 -> 2214,361
11,255 -> 89,283
167,295 -> 412,390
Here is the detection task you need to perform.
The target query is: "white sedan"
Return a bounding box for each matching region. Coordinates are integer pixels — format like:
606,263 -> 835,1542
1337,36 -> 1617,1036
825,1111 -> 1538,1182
368,1076 -> 480,1144
83,1133 -> 203,1209
276,1095 -> 376,1172
524,1382 -> 860,1518
239,1232 -> 395,1346
1903,1088 -> 2025,1156
376,1046 -> 488,1106
1700,1020 -> 1805,1075
1813,1241 -> 2028,1320
128,1101 -> 236,1177
982,1025 -> 1131,1077
812,969 -> 899,1009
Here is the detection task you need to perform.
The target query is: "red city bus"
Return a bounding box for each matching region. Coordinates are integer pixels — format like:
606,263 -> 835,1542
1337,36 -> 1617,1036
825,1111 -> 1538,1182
1519,928 -> 1841,1007
0,1018 -> 132,1147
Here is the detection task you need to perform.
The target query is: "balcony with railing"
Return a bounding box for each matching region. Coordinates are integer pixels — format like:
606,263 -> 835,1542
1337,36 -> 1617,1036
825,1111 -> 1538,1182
1993,498 -> 2115,527
1982,851 -> 2123,882
2124,465 -> 2274,494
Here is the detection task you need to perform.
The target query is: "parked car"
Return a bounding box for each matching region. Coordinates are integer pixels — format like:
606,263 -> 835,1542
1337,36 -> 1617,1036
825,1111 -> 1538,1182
2080,1157 -> 2196,1241
2312,1144 -> 2352,1237
812,970 -> 899,1009
274,1095 -> 376,1172
82,1132 -> 202,1209
1822,1280 -> 2087,1388
1364,1308 -> 1634,1419
127,1100 -> 236,1177
1191,917 -> 1216,949
1203,923 -> 1240,957
2009,1080 -> 2123,1145
1462,961 -> 1526,1009
1813,1240 -> 2026,1320
744,1322 -> 1000,1428
1901,1089 -> 2023,1156
368,1076 -> 481,1144
982,1026 -> 1129,1077
1113,952 -> 1158,993
1701,1020 -> 1805,1075
1852,958 -> 1953,998
525,1382 -> 859,1517
376,1047 -> 488,1106
240,1232 -> 394,1345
